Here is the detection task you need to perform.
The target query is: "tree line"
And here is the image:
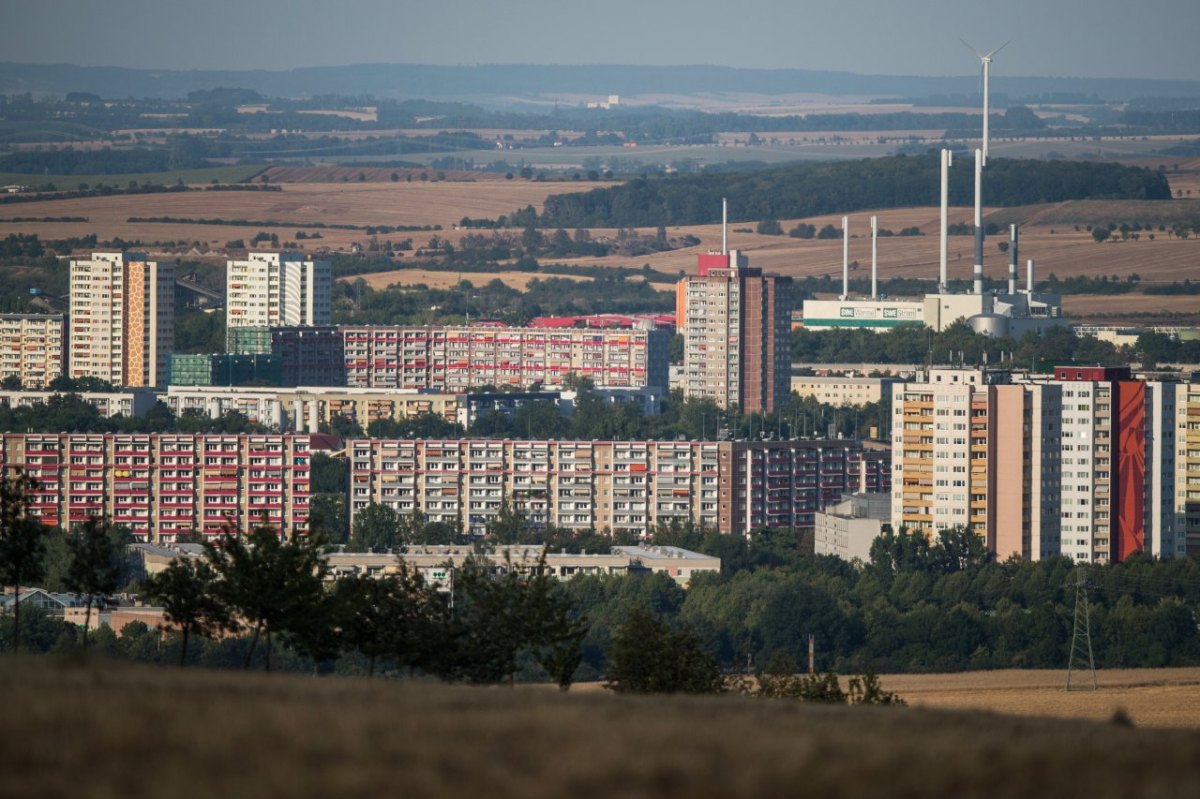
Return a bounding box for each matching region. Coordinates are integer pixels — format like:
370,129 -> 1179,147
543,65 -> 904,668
515,155 -> 1171,229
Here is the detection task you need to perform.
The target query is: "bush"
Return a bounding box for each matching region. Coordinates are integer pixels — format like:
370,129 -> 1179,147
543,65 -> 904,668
756,219 -> 784,235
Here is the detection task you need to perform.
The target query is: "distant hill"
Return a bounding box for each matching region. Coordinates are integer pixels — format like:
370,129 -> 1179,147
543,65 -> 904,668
3,61 -> 1200,102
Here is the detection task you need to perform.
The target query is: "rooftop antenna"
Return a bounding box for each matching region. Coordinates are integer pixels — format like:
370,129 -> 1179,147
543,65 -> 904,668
870,215 -> 878,300
961,39 -> 1009,165
939,149 -> 952,293
722,197 -> 728,255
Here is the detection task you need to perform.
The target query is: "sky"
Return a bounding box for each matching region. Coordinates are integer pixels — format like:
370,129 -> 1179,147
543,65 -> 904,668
3,0 -> 1198,80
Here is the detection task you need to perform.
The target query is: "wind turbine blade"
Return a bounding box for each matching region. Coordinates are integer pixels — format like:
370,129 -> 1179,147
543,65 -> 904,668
985,40 -> 1011,59
959,38 -> 984,59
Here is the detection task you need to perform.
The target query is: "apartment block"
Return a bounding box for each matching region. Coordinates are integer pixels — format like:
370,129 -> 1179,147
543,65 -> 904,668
0,313 -> 66,389
341,325 -> 669,391
1173,381 -> 1200,557
679,250 -> 792,412
1053,367 -> 1178,563
348,438 -> 881,538
892,366 -> 1182,563
69,253 -> 173,387
226,252 -> 331,329
892,368 -> 996,541
0,433 -> 313,541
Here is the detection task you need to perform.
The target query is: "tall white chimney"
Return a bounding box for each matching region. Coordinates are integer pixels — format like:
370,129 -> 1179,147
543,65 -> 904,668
871,215 -> 878,300
940,148 -> 952,292
1027,258 -> 1035,294
1008,224 -> 1018,296
841,215 -> 850,299
722,197 -> 728,256
973,148 -> 984,296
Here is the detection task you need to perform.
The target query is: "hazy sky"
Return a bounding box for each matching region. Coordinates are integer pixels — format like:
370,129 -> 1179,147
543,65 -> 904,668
3,0 -> 1198,80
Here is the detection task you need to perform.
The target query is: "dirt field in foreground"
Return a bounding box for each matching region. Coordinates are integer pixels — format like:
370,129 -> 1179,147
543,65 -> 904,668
6,660 -> 1200,799
880,668 -> 1200,728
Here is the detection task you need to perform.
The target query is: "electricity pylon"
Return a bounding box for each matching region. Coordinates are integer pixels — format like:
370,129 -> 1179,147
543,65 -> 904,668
1065,565 -> 1097,692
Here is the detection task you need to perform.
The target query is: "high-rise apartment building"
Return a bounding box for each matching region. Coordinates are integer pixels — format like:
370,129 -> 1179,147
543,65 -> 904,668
892,366 -> 1183,563
0,433 -> 313,541
69,252 -> 173,387
348,438 -> 881,538
0,313 -> 66,388
226,252 -> 331,329
1172,381 -> 1200,558
679,250 -> 791,412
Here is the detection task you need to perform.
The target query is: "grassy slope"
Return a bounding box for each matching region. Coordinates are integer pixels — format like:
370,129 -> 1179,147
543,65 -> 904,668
0,165 -> 264,188
4,659 -> 1200,799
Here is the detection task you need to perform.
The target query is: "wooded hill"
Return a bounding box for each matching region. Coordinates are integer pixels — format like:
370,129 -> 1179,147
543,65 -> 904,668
521,155 -> 1172,228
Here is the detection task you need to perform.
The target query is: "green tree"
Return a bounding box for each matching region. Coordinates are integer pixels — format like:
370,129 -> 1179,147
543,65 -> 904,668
348,502 -> 402,552
0,472 -> 48,653
142,558 -> 231,666
63,516 -> 127,646
604,608 -> 723,694
204,526 -> 328,672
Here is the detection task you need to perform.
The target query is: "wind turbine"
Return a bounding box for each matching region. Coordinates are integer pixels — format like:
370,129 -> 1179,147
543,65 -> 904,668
961,39 -> 1009,164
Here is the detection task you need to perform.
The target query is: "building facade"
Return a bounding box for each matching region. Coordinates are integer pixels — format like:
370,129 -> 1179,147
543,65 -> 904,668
892,366 -> 1185,563
69,252 -> 173,387
0,433 -> 313,541
341,324 -> 669,391
790,375 -> 903,407
679,251 -> 791,412
348,438 -> 883,538
0,388 -> 159,419
226,252 -> 331,329
0,313 -> 66,389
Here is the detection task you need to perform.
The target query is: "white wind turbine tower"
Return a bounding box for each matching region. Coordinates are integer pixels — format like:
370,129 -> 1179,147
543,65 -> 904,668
961,39 -> 1009,164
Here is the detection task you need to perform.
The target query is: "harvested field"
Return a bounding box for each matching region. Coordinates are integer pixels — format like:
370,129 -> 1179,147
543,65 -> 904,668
1063,294 -> 1200,319
883,668 -> 1200,729
0,180 -> 603,251
7,659 -> 1200,799
343,268 -> 592,291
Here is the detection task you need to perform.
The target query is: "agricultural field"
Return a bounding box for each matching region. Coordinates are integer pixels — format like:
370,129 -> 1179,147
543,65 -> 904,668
0,180 -> 598,251
6,659 -> 1200,799
882,668 -> 1200,728
344,268 -> 592,291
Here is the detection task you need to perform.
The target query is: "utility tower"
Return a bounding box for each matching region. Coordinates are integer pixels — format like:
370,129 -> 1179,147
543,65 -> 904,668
1065,566 -> 1097,692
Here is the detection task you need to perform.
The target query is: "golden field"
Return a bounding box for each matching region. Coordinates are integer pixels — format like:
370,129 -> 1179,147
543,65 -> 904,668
882,668 -> 1200,728
6,660 -> 1200,799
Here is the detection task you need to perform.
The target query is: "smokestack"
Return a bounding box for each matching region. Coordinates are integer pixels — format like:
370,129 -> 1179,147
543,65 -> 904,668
939,149 -> 951,292
973,148 -> 984,296
870,215 -> 878,300
721,197 -> 728,256
1027,258 -> 1035,294
841,215 -> 849,299
1008,224 -> 1018,296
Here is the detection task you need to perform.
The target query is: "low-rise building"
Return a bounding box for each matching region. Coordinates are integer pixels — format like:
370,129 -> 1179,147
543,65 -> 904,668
790,375 -> 902,407
814,493 -> 891,561
0,388 -> 159,418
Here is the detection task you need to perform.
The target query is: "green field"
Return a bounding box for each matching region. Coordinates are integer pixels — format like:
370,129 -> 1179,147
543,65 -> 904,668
0,164 -> 265,188
5,659 -> 1200,799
